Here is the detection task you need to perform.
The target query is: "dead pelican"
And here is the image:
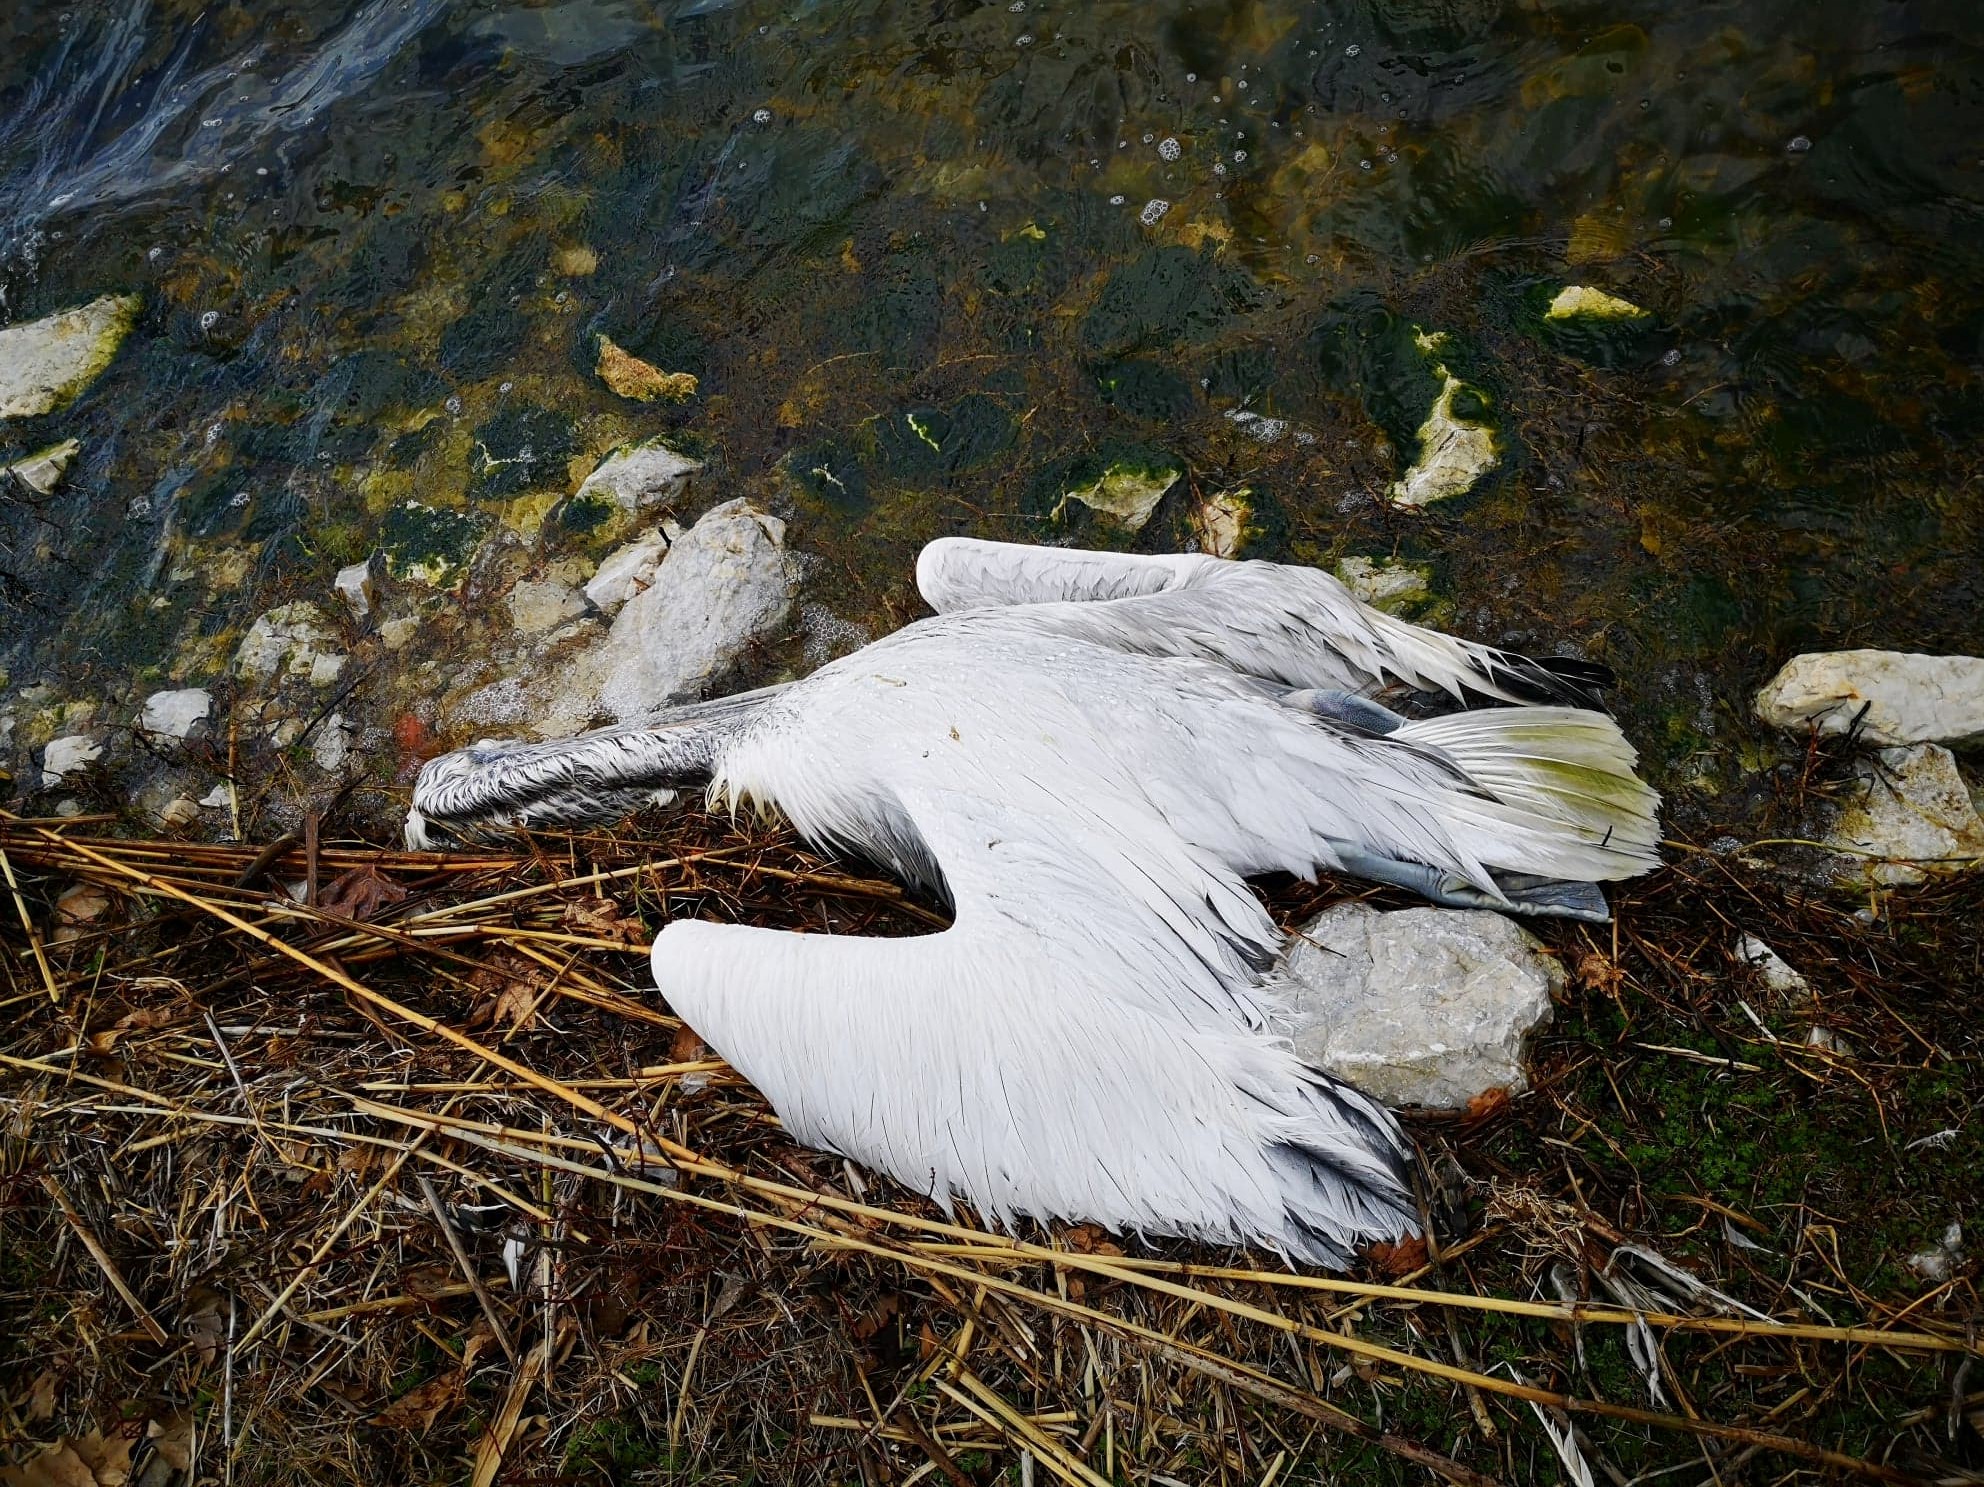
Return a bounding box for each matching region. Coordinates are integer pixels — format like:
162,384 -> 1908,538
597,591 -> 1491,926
408,540 -> 1660,1264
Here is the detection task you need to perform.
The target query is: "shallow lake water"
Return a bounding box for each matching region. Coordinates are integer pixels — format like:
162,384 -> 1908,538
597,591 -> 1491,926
3,0 -> 1982,820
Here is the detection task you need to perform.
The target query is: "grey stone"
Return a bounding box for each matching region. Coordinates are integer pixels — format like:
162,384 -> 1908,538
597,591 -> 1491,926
139,687 -> 212,741
505,579 -> 589,636
574,439 -> 703,513
0,294 -> 142,419
334,557 -> 379,620
1756,650 -> 1984,747
1825,743 -> 1984,886
584,529 -> 670,614
40,734 -> 102,787
1275,902 -> 1563,1109
4,438 -> 80,494
594,498 -> 798,722
1388,330 -> 1499,508
311,713 -> 356,773
1735,934 -> 1808,996
1336,555 -> 1434,614
235,602 -> 346,687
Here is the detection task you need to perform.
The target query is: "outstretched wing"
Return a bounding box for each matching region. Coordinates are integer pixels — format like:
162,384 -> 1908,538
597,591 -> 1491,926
649,776 -> 1417,1266
916,537 -> 1611,708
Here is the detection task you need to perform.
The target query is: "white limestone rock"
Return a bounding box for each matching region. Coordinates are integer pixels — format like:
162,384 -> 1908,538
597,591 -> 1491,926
505,578 -> 589,636
1735,934 -> 1808,996
584,529 -> 671,613
1825,743 -> 1984,887
4,438 -> 81,494
1336,555 -> 1434,614
311,713 -> 356,773
1389,330 -> 1500,508
334,557 -> 379,620
234,602 -> 346,687
1051,460 -> 1181,532
0,294 -> 142,419
1756,650 -> 1984,748
40,735 -> 103,787
1276,903 -> 1563,1109
595,499 -> 798,722
574,439 -> 703,514
139,687 -> 212,741
156,796 -> 201,830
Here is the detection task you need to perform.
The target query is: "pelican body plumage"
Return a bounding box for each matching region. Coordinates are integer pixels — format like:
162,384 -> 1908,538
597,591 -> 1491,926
408,540 -> 1661,1265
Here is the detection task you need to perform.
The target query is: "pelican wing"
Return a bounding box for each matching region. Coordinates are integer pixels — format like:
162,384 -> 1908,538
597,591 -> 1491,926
917,537 -> 1611,708
649,776 -> 1418,1265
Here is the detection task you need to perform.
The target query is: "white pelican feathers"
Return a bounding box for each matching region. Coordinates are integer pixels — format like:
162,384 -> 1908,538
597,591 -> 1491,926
409,540 -> 1660,1265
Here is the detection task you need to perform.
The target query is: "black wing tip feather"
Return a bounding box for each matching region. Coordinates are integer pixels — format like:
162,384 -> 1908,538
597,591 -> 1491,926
1478,650 -> 1616,711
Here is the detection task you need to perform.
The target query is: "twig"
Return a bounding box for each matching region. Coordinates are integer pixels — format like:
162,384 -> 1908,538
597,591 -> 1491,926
0,843 -> 61,1003
416,1173 -> 518,1364
40,1173 -> 170,1346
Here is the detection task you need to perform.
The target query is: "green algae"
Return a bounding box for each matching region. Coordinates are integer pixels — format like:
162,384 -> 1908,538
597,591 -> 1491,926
381,500 -> 490,588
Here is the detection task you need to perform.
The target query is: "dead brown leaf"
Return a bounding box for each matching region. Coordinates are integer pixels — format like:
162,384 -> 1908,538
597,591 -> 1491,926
1575,949 -> 1623,997
177,1289 -> 224,1368
667,1025 -> 708,1063
27,1369 -> 57,1421
1062,1224 -> 1124,1256
468,951 -> 545,1034
318,866 -> 409,921
145,1414 -> 192,1474
372,1371 -> 464,1431
50,884 -> 113,945
0,1443 -> 95,1487
86,1006 -> 182,1055
560,896 -> 644,945
1463,1087 -> 1513,1123
2,1430 -> 138,1487
1365,1235 -> 1430,1277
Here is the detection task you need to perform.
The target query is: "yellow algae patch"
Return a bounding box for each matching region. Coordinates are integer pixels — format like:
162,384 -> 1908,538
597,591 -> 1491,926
597,335 -> 698,403
1545,285 -> 1651,321
554,243 -> 599,277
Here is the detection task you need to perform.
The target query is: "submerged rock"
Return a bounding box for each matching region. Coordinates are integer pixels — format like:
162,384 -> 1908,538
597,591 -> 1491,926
596,335 -> 697,403
505,579 -> 589,636
1756,650 -> 1984,747
234,603 -> 346,688
1051,457 -> 1181,532
0,293 -> 142,419
382,500 -> 489,588
40,734 -> 103,787
595,499 -> 798,721
584,528 -> 672,614
1276,903 -> 1563,1109
1190,488 -> 1254,558
1544,285 -> 1650,322
1826,743 -> 1984,886
574,440 -> 704,515
4,438 -> 81,494
1336,555 -> 1435,614
1388,331 -> 1500,508
139,688 -> 212,741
